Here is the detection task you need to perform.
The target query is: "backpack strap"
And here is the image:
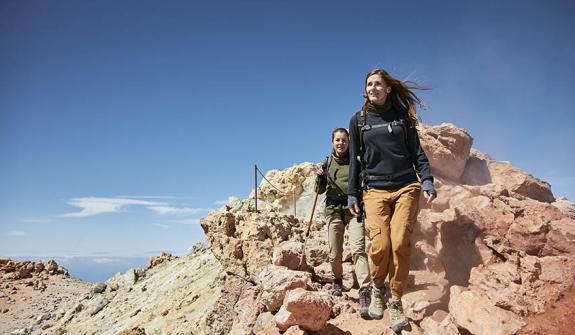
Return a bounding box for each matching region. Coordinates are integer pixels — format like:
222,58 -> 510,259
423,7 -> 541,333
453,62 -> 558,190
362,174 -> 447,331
356,109 -> 366,162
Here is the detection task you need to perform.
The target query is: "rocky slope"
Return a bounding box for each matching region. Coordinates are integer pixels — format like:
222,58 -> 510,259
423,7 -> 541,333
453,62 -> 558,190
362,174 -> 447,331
2,122 -> 574,335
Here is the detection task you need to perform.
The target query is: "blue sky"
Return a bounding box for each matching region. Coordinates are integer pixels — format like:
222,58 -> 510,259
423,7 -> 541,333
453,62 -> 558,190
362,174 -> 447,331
1,0 -> 574,260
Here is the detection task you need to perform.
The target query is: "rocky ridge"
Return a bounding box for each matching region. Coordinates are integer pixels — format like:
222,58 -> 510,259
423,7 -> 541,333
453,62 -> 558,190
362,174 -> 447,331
199,123 -> 575,335
2,122 -> 574,335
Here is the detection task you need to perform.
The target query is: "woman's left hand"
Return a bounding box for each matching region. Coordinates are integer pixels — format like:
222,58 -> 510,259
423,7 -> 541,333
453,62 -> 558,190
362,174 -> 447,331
423,191 -> 436,204
421,179 -> 437,205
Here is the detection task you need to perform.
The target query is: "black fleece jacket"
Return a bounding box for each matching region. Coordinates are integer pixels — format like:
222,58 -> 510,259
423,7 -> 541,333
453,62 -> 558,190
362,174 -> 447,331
348,108 -> 433,198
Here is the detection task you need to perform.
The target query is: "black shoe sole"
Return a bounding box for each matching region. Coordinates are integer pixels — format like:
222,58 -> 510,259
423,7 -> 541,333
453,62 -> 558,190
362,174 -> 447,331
368,311 -> 383,320
390,319 -> 409,333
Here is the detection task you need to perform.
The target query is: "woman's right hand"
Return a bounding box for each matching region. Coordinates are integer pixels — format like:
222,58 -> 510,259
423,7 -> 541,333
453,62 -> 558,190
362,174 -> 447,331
316,164 -> 325,176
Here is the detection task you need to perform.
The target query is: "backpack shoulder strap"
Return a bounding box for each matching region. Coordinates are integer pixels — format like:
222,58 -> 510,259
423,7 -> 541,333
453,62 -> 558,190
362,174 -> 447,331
356,110 -> 366,153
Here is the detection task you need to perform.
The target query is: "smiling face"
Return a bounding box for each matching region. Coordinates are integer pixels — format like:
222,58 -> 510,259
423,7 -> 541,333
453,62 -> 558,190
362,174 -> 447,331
332,130 -> 349,156
365,74 -> 391,106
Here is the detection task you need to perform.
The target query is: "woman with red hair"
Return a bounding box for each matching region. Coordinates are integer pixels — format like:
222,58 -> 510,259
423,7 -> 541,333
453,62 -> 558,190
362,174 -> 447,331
347,68 -> 436,332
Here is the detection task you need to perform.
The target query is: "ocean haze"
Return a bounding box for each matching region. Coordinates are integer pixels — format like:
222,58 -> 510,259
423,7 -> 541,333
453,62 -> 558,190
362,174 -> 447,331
11,255 -> 150,282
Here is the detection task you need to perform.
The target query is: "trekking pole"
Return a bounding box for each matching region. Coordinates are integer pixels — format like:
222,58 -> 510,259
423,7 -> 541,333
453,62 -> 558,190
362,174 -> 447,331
298,156 -> 329,269
299,189 -> 319,269
254,164 -> 258,212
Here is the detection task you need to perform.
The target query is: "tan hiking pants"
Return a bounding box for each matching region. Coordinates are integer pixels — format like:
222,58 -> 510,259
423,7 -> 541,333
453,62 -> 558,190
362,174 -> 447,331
327,208 -> 371,289
363,182 -> 421,298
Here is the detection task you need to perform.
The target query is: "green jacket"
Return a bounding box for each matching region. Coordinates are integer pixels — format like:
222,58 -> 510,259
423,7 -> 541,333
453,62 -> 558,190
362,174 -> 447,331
316,154 -> 350,216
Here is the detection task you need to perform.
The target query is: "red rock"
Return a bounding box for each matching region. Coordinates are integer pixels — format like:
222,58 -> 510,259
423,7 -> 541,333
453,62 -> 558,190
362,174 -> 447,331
460,149 -> 493,186
117,327 -> 146,335
419,123 -> 473,181
420,312 -> 460,335
147,252 -> 176,269
274,288 -> 331,332
46,260 -> 58,274
252,311 -> 279,335
17,268 -> 31,279
489,162 -> 555,203
506,201 -> 565,255
34,263 -> 44,273
449,285 -> 525,335
257,265 -> 312,312
546,218 -> 575,254
272,241 -> 304,271
229,285 -> 263,334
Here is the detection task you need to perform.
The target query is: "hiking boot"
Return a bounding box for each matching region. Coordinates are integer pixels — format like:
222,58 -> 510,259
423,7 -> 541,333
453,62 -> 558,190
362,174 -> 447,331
332,279 -> 343,296
387,298 -> 409,333
358,287 -> 371,319
368,285 -> 384,319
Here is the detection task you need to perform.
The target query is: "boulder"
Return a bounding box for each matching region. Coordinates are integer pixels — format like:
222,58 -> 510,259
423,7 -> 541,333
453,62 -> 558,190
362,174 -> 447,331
257,265 -> 313,312
420,311 -> 460,335
229,285 -> 264,335
92,282 -> 107,294
243,239 -> 274,277
272,241 -> 304,270
252,312 -> 279,335
123,269 -> 139,286
546,218 -> 575,254
505,201 -> 565,256
274,288 -> 331,332
460,149 -> 493,186
302,234 -> 329,267
147,252 -> 176,269
489,162 -> 554,203
419,123 -> 473,181
88,296 -> 109,316
33,263 -> 45,273
449,285 -> 525,335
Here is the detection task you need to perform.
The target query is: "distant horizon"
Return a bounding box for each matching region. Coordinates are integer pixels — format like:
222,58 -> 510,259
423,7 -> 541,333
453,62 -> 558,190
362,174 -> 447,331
6,249 -> 209,282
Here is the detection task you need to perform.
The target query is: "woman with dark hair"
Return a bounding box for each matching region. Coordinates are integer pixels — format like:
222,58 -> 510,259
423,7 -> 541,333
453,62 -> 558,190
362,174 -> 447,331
315,127 -> 371,319
347,69 -> 436,332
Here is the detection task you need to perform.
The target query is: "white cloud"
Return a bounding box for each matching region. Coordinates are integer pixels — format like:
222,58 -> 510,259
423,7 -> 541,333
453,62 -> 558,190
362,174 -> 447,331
168,218 -> 201,225
5,231 -> 26,236
21,217 -> 51,223
147,206 -> 211,216
62,197 -> 167,217
116,195 -> 178,199
92,258 -> 120,264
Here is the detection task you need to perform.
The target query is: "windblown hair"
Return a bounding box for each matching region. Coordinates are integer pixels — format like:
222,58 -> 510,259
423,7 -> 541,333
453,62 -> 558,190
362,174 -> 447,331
362,68 -> 427,125
331,127 -> 349,141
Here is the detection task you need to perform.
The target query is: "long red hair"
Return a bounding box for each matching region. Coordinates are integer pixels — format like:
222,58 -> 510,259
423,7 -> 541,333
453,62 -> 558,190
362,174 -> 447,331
362,69 -> 426,125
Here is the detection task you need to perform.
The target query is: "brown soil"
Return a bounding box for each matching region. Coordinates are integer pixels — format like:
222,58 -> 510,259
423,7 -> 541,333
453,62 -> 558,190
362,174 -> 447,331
518,284 -> 575,335
0,275 -> 91,334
